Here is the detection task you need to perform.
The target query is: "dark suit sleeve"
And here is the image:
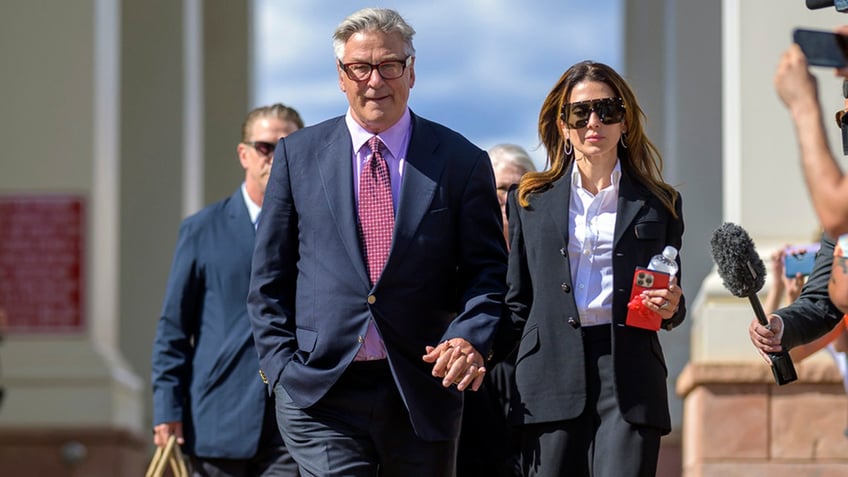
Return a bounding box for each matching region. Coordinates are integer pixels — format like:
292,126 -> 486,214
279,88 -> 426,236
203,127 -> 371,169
441,150 -> 509,357
151,219 -> 201,425
247,138 -> 299,390
775,234 -> 844,349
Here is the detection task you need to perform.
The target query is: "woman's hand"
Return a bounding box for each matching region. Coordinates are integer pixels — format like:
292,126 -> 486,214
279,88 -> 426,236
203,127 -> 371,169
641,276 -> 683,320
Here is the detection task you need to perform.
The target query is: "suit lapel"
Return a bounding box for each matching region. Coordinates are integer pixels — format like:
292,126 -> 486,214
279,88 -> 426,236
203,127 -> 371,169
226,188 -> 255,248
613,172 -> 647,249
315,119 -> 370,287
205,190 -> 257,385
386,114 -> 442,271
540,166 -> 574,248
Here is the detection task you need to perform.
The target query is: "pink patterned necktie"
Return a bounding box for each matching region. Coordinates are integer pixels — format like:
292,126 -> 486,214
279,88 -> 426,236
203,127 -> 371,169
359,136 -> 395,285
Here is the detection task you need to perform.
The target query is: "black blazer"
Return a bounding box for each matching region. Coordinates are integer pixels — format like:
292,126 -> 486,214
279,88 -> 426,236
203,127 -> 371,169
248,112 -> 508,441
504,167 -> 685,434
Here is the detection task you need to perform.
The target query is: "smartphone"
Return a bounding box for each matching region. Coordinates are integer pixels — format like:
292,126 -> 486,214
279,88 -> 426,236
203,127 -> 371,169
625,267 -> 671,331
783,242 -> 820,277
793,28 -> 848,68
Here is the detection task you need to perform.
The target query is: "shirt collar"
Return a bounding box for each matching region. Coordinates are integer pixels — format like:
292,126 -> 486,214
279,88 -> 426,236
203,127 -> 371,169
571,159 -> 622,191
345,108 -> 412,158
240,182 -> 261,225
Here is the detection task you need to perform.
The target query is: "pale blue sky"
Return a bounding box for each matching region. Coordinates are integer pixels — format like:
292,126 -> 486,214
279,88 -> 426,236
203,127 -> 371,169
252,0 -> 622,169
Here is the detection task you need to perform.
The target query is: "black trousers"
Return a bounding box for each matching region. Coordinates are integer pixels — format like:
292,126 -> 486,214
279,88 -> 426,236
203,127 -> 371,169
520,324 -> 661,477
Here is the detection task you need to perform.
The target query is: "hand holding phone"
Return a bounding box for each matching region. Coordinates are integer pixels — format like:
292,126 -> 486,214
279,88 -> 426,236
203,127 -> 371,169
793,28 -> 848,67
626,267 -> 670,331
783,242 -> 820,278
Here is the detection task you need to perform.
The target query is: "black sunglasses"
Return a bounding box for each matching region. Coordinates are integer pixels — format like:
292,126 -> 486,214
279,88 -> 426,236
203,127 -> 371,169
243,141 -> 276,156
561,97 -> 626,129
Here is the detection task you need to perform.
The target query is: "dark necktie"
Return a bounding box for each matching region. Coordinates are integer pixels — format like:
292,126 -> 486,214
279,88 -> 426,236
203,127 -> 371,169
358,136 -> 394,285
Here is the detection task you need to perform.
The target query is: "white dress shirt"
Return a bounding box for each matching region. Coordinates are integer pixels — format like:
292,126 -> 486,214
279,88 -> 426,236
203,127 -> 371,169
567,161 -> 622,327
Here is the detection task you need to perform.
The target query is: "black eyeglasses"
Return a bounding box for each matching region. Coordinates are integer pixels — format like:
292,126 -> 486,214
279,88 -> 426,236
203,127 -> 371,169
243,141 -> 276,157
561,97 -> 626,129
339,56 -> 412,81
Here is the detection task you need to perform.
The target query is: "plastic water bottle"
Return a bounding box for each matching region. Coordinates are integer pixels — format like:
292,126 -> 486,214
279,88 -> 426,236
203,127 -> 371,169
647,245 -> 679,276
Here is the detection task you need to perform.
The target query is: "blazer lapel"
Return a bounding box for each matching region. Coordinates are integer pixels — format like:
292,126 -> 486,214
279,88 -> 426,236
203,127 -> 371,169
543,166 -> 574,248
315,119 -> 370,287
205,190 -> 258,385
386,114 -> 442,270
613,172 -> 647,249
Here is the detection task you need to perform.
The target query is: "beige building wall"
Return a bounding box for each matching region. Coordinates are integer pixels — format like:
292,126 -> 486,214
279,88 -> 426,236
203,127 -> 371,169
625,1 -> 848,474
0,0 -> 248,474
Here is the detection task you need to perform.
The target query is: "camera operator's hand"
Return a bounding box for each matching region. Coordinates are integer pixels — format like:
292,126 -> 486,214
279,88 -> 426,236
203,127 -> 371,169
775,44 -> 819,115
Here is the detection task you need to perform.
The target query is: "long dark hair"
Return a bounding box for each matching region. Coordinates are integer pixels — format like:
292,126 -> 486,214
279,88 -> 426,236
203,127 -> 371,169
518,61 -> 678,218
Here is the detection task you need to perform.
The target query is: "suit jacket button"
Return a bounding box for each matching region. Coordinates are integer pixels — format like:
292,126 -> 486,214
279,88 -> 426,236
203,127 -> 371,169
367,295 -> 376,304
560,248 -> 567,257
567,317 -> 580,328
561,283 -> 571,293
358,335 -> 365,343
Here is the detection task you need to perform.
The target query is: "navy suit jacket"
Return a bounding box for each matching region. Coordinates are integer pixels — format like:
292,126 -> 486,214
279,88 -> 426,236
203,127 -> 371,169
504,167 -> 685,434
248,112 -> 508,441
152,189 -> 266,458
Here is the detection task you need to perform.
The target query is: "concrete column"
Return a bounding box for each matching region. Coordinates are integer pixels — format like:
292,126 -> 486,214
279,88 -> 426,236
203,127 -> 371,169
0,0 -> 249,474
0,0 -> 146,473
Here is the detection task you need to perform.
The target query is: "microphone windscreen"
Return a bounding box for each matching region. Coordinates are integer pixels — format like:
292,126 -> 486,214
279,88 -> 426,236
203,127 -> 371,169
710,222 -> 766,297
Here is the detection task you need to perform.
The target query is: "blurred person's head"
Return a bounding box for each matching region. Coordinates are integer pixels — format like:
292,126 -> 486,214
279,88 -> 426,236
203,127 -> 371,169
237,103 -> 303,205
489,144 -> 535,210
334,8 -> 416,134
489,144 -> 536,245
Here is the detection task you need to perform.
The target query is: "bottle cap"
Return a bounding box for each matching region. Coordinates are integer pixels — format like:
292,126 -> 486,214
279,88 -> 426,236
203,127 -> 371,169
662,245 -> 678,260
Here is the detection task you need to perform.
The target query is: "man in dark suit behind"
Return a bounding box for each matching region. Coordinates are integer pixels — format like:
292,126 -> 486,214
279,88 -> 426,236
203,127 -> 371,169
247,8 -> 507,476
152,103 -> 303,476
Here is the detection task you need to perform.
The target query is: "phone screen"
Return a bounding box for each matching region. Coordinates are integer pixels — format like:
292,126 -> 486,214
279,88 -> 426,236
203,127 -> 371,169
793,28 -> 848,68
783,242 -> 820,277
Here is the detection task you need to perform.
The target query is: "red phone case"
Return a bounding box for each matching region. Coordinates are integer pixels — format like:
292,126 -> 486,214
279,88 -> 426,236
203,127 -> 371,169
626,267 -> 671,330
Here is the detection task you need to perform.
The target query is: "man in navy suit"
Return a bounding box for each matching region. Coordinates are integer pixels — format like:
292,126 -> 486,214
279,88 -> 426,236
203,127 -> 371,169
152,103 -> 303,476
247,8 -> 507,476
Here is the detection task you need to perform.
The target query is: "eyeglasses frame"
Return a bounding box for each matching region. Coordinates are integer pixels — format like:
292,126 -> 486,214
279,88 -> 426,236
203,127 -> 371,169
338,56 -> 413,82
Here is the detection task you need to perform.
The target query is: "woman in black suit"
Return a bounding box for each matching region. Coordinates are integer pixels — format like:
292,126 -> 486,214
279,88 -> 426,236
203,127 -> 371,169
504,61 -> 686,476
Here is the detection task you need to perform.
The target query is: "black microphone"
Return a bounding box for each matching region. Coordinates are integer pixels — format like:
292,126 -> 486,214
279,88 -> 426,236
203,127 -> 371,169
710,222 -> 798,385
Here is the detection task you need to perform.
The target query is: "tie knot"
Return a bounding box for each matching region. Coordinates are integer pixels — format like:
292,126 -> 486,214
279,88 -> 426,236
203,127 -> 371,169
368,136 -> 383,156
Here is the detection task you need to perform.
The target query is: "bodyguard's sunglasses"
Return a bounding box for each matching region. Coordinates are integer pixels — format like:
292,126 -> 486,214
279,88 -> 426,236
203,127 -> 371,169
561,97 -> 626,129
243,141 -> 276,157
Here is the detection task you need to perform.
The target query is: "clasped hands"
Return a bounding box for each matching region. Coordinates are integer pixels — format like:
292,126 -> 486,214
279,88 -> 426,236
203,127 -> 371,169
422,338 -> 486,392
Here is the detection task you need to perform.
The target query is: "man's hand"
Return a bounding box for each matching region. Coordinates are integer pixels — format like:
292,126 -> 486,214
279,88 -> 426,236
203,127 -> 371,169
748,314 -> 785,365
153,422 -> 184,448
422,338 -> 486,391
